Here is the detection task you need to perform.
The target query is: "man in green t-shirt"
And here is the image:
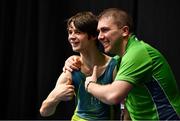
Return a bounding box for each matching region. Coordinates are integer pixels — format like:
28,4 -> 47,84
64,8 -> 180,120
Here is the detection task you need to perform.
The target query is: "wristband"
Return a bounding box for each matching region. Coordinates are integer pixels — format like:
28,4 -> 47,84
86,81 -> 95,92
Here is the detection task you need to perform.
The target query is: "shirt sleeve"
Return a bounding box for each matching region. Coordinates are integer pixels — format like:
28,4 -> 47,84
115,44 -> 153,85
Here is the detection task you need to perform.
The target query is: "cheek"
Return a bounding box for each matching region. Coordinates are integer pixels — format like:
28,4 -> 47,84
68,39 -> 72,45
111,31 -> 120,40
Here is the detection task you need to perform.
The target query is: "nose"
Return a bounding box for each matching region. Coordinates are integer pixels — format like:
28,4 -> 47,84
98,31 -> 104,41
68,33 -> 76,42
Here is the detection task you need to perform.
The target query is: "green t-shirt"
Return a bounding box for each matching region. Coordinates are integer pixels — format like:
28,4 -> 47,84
115,35 -> 180,120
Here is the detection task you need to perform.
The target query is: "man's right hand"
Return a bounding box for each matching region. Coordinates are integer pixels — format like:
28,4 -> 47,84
56,84 -> 75,101
63,55 -> 81,72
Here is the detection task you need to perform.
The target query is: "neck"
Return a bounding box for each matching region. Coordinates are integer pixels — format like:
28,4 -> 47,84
80,48 -> 105,68
79,47 -> 110,76
118,35 -> 129,57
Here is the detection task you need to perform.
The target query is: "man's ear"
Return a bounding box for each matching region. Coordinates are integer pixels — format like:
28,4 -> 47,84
122,26 -> 129,37
88,35 -> 97,41
92,36 -> 97,41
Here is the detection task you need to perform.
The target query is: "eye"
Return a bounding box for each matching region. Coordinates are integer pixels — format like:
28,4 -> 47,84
74,30 -> 81,34
67,29 -> 82,35
97,29 -> 100,33
100,27 -> 110,33
68,30 -> 72,34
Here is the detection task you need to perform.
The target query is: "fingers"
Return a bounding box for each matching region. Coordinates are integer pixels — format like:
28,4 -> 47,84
63,67 -> 66,73
63,56 -> 81,72
74,57 -> 81,68
65,85 -> 75,100
85,65 -> 97,91
60,85 -> 75,101
66,77 -> 72,85
71,57 -> 81,69
63,60 -> 73,72
91,65 -> 97,80
65,66 -> 73,72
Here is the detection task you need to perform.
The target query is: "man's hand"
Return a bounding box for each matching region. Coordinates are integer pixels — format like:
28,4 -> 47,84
85,66 -> 97,92
39,79 -> 75,117
63,55 -> 81,72
66,77 -> 72,85
54,83 -> 75,101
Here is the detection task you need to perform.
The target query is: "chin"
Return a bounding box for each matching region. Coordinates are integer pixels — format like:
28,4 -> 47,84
105,49 -> 114,55
72,48 -> 80,52
104,48 -> 111,53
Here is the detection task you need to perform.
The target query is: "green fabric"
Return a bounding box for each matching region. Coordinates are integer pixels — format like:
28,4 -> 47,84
115,35 -> 180,120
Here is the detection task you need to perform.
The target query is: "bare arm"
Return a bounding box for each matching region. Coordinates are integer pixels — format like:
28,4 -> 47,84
39,71 -> 74,117
85,66 -> 133,105
87,80 -> 132,105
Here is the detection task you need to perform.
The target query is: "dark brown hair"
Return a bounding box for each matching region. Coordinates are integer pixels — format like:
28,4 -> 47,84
67,11 -> 98,37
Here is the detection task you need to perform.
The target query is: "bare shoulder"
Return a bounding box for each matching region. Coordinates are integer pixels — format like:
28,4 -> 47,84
56,71 -> 72,85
